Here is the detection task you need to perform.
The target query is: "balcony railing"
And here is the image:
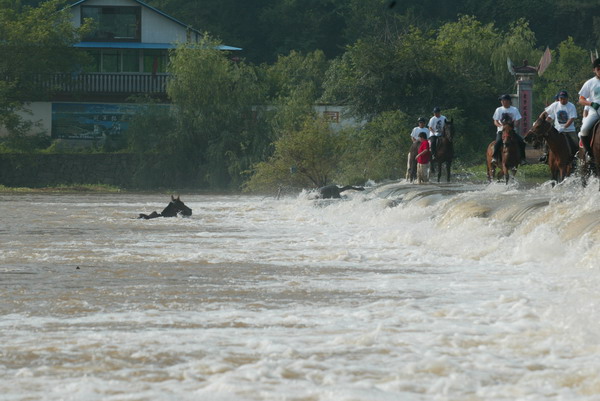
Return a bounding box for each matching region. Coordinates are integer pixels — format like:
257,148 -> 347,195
36,73 -> 169,94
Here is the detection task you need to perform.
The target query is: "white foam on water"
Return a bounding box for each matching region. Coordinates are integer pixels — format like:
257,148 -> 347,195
2,183 -> 600,400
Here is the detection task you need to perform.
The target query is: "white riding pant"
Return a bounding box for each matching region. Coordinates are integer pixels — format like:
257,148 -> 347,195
580,109 -> 600,137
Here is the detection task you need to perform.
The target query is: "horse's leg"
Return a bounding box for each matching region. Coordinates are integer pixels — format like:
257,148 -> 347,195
446,160 -> 451,182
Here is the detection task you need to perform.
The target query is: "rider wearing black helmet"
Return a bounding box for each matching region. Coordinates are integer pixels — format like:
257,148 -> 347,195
410,117 -> 429,142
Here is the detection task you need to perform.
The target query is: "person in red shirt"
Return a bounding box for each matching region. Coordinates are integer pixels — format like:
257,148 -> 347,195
415,132 -> 430,183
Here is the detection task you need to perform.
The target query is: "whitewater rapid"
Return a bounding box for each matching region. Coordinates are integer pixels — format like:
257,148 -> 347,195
2,178 -> 600,400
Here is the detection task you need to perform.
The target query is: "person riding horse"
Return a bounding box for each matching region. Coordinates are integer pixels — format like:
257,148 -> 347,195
492,94 -> 527,165
578,57 -> 600,161
539,90 -> 578,164
428,107 -> 447,160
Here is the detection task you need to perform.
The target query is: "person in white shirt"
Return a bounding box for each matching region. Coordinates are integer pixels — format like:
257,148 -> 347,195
492,94 -> 527,164
410,117 -> 429,142
578,58 -> 600,159
539,90 -> 578,162
428,107 -> 446,159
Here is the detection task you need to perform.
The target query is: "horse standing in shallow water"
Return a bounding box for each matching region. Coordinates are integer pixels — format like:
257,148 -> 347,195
138,195 -> 192,219
524,112 -> 577,183
486,123 -> 520,184
429,119 -> 454,182
405,141 -> 420,182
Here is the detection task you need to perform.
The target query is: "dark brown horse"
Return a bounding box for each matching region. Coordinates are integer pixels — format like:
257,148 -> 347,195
578,120 -> 600,189
486,124 -> 520,184
138,195 -> 192,219
317,185 -> 365,199
430,119 -> 454,182
524,112 -> 577,183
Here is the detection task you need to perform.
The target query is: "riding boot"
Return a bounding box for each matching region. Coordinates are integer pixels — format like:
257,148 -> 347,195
519,142 -> 528,165
492,140 -> 502,163
431,136 -> 437,160
581,135 -> 593,161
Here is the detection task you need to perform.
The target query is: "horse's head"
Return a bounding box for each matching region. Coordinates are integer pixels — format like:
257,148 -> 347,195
523,111 -> 551,149
501,124 -> 516,145
162,195 -> 192,217
442,118 -> 454,142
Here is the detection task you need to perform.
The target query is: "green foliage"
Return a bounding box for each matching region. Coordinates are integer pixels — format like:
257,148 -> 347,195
265,50 -> 329,99
535,37 -> 590,108
337,110 -> 411,183
244,116 -> 347,192
167,36 -> 269,188
0,0 -> 91,149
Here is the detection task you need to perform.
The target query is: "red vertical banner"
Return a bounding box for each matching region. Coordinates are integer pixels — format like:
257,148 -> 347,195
519,88 -> 532,134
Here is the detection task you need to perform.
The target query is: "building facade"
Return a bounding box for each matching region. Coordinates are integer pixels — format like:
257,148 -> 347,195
7,0 -> 239,142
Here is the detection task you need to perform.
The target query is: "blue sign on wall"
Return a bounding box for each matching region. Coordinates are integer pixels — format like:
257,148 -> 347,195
51,103 -> 159,140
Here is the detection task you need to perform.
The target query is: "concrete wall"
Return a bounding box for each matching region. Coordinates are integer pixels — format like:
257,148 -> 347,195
0,153 -> 137,187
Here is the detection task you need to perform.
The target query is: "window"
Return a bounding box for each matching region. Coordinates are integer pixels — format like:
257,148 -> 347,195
81,49 -> 168,74
122,50 -> 140,72
102,50 -> 119,73
84,49 -> 101,72
82,6 -> 141,42
143,50 -> 167,74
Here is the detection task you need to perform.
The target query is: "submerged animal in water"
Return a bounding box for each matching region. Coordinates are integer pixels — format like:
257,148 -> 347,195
317,185 -> 365,199
138,195 -> 192,219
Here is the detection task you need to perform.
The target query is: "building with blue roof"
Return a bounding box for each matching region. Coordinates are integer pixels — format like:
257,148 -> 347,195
9,0 -> 240,142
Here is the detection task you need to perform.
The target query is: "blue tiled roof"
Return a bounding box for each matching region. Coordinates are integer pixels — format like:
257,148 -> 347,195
74,42 -> 242,51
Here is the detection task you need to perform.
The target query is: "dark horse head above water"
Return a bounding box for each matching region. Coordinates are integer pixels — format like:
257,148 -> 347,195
138,195 -> 192,219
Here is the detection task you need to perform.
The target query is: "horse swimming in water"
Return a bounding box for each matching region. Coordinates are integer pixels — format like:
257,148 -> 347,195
138,195 -> 192,219
317,185 -> 365,199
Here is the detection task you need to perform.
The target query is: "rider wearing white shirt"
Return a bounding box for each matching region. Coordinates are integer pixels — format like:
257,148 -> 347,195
410,117 -> 429,142
428,107 -> 446,159
492,94 -> 527,164
578,58 -> 600,159
539,90 -> 578,161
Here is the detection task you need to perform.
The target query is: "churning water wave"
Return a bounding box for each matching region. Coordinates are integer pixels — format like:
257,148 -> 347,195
2,178 -> 600,401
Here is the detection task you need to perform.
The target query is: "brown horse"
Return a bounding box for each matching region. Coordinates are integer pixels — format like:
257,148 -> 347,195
486,124 -> 520,184
578,120 -> 600,189
405,141 -> 420,182
524,112 -> 577,183
429,119 -> 454,182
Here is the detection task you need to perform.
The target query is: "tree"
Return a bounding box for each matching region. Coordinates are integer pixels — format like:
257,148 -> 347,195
166,36 -> 269,188
337,110 -> 412,183
0,0 -> 90,142
535,37 -> 590,110
244,115 -> 347,192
